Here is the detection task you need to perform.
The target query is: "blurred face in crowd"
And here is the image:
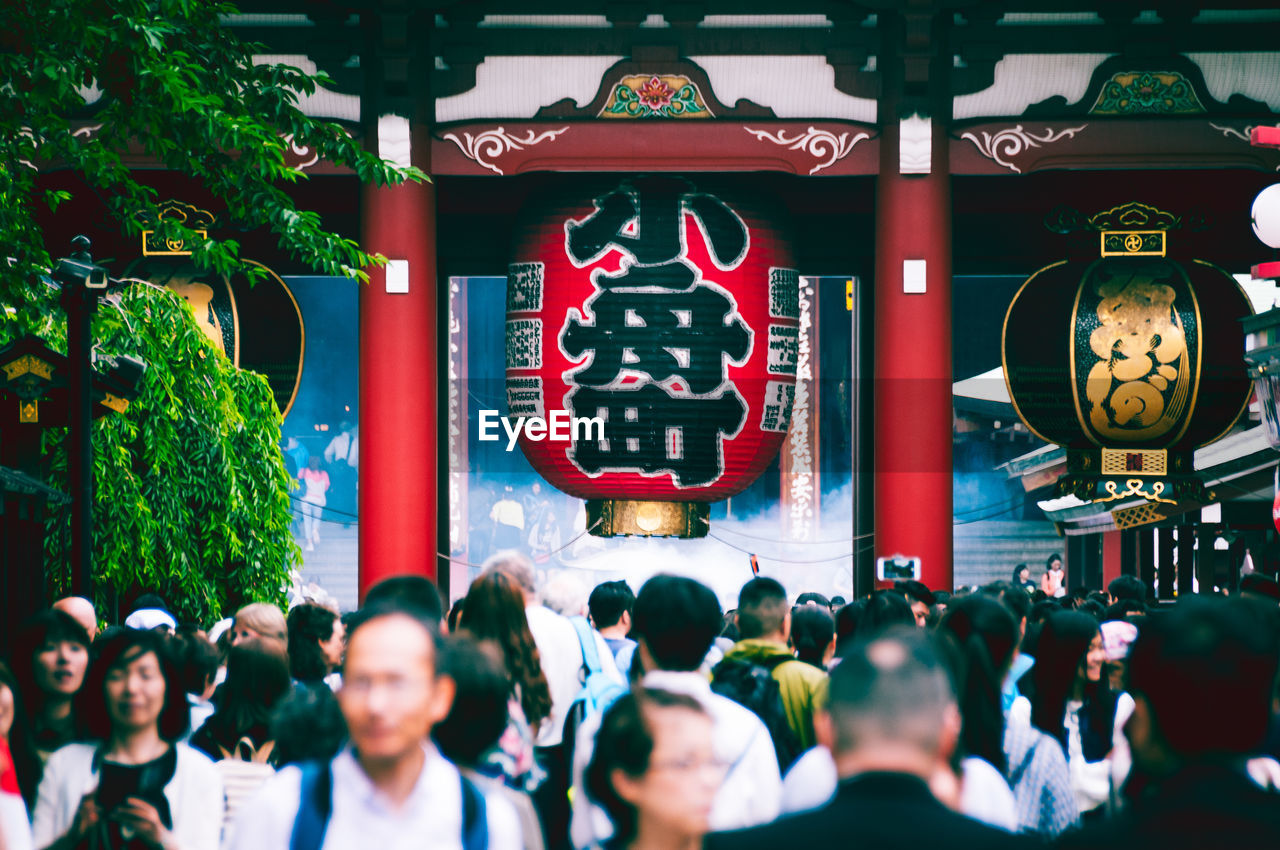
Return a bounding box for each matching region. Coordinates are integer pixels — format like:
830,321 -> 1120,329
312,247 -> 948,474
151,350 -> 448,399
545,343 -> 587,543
613,705 -> 721,841
1079,632 -> 1106,684
1016,567 -> 1029,583
909,600 -> 930,629
0,681 -> 14,739
105,650 -> 167,735
320,619 -> 346,671
35,639 -> 89,698
339,614 -> 453,765
231,620 -> 263,646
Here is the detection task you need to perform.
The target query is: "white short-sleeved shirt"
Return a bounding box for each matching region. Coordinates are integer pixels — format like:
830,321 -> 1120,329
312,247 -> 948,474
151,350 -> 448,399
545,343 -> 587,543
32,743 -> 224,850
223,744 -> 520,850
780,746 -> 838,815
960,756 -> 1018,831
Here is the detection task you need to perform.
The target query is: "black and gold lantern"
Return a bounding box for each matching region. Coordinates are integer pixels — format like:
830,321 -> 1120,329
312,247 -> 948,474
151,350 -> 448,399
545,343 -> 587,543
129,201 -> 305,417
1003,202 -> 1254,527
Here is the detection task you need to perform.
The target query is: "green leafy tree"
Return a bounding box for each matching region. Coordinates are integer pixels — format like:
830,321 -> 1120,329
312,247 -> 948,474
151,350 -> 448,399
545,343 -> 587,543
3,284 -> 299,623
0,1 -> 421,622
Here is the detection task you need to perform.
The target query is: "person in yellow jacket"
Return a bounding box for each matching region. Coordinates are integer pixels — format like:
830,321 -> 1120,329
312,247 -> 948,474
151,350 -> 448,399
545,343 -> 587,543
720,578 -> 828,751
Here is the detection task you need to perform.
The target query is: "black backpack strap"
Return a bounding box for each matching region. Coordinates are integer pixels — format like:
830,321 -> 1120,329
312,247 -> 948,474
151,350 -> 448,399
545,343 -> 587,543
760,654 -> 796,672
460,773 -> 489,850
290,760 -> 333,850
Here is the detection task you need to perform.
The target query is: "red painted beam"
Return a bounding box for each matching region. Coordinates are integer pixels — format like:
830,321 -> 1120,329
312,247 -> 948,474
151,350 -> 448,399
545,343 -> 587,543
1253,260 -> 1280,281
1251,125 -> 1280,149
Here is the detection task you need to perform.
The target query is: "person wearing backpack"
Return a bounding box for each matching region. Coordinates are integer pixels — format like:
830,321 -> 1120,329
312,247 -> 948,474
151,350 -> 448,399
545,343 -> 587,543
223,600 -> 521,850
715,578 -> 828,766
569,575 -> 781,850
481,554 -> 620,850
189,638 -> 292,834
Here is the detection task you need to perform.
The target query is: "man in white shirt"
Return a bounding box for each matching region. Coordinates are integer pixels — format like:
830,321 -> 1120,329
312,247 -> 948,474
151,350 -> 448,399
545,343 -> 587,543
224,601 -> 520,850
571,574 -> 783,849
481,552 -> 621,849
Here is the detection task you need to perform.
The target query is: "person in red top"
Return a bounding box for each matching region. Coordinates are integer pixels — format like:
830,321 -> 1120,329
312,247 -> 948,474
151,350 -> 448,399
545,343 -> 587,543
1,736 -> 34,850
1040,553 -> 1066,598
298,457 -> 330,552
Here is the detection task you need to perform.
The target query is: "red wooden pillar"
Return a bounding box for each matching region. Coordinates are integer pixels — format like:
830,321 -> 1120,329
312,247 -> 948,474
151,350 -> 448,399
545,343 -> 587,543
358,113 -> 438,599
1101,529 -> 1123,588
873,45 -> 953,591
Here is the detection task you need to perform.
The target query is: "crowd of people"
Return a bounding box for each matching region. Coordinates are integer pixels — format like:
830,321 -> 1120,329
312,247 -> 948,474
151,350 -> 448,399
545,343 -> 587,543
1,557 -> 1278,850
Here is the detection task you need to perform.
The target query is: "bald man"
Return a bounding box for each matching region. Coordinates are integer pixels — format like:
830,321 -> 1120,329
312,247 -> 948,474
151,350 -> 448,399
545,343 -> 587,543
52,597 -> 98,641
707,629 -> 1032,850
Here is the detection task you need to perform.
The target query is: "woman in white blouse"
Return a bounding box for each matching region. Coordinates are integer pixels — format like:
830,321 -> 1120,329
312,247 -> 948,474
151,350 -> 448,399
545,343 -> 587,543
32,628 -> 223,850
1018,610 -> 1133,819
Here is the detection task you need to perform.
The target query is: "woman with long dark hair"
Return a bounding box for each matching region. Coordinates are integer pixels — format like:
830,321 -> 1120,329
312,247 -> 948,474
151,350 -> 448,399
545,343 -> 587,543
11,612 -> 91,762
460,571 -> 554,790
1040,554 -> 1066,599
939,596 -> 1078,837
585,689 -> 722,850
1021,610 -> 1133,818
189,638 -> 291,762
31,629 -> 223,850
189,638 -> 291,832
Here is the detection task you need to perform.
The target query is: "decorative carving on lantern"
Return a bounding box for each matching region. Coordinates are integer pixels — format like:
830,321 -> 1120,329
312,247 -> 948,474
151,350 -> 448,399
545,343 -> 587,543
506,176 -> 799,537
1003,202 -> 1253,525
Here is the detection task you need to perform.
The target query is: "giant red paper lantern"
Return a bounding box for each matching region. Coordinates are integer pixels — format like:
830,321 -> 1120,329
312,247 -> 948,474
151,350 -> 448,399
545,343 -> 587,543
505,176 -> 798,536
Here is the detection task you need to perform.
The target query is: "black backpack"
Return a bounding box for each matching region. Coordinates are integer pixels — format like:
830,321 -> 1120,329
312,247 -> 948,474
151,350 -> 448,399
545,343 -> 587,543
710,655 -> 803,773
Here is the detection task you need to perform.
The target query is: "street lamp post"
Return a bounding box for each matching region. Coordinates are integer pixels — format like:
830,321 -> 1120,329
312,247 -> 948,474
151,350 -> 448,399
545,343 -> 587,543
54,235 -> 109,598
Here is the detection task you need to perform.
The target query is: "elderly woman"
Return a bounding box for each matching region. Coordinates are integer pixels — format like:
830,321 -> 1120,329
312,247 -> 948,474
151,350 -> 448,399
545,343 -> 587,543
31,629 -> 223,850
585,689 -> 723,850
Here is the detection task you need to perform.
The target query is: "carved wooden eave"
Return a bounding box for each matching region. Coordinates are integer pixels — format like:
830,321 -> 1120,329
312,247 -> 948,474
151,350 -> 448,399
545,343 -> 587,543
951,118 -> 1280,175
1022,54 -> 1272,119
533,54 -> 775,119
432,120 -> 878,175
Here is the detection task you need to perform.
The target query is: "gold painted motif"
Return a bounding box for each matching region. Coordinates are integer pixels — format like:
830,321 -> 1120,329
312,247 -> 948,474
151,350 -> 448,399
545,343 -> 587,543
1112,501 -> 1167,529
1100,448 -> 1167,475
100,393 -> 129,414
1101,230 -> 1165,257
19,400 -> 38,423
1082,265 -> 1191,442
1093,478 -> 1175,504
3,354 -> 54,382
140,201 -> 215,256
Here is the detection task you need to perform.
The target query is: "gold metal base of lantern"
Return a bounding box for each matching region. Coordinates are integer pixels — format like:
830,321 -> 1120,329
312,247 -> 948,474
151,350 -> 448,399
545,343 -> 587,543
585,500 -> 709,539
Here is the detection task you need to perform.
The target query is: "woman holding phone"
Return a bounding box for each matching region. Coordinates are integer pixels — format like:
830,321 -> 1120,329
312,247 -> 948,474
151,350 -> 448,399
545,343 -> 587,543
31,629 -> 224,850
